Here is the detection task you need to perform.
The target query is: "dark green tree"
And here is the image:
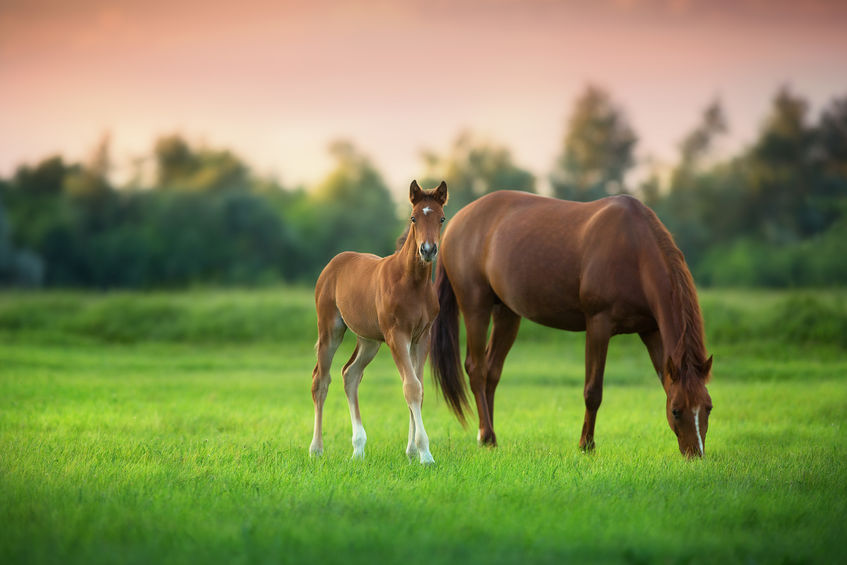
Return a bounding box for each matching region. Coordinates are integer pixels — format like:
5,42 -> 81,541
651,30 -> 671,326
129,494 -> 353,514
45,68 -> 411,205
420,130 -> 535,213
551,85 -> 637,201
153,134 -> 251,192
297,140 -> 401,272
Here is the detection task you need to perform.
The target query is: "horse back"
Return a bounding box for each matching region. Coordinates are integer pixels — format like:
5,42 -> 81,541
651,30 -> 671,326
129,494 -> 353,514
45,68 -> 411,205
441,191 -> 664,334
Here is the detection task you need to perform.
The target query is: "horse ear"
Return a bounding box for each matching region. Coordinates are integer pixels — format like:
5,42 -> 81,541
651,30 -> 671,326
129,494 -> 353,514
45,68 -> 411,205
665,357 -> 679,382
434,180 -> 448,206
702,355 -> 713,375
409,180 -> 423,204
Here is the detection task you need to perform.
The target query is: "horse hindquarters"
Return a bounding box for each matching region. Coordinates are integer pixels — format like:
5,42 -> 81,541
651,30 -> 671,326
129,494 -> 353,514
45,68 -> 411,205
309,271 -> 347,457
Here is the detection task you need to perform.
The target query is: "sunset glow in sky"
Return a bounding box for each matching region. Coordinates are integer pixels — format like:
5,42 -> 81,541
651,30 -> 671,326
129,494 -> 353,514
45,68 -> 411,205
2,0 -> 846,194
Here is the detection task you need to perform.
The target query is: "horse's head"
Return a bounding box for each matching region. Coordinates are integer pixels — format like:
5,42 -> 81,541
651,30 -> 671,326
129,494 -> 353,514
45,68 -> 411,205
408,180 -> 448,263
662,355 -> 713,458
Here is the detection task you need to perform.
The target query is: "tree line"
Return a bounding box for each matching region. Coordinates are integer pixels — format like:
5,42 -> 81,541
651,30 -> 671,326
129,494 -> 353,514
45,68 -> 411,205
1,85 -> 845,288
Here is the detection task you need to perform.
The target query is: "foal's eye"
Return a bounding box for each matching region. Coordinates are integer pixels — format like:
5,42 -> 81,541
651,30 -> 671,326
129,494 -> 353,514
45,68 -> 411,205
410,216 -> 416,223
672,409 -> 682,420
440,217 -> 445,223
706,405 -> 713,414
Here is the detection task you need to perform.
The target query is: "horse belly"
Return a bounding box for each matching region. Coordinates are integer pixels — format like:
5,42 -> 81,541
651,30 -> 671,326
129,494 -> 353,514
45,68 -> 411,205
486,225 -> 586,331
492,274 -> 586,331
328,255 -> 385,341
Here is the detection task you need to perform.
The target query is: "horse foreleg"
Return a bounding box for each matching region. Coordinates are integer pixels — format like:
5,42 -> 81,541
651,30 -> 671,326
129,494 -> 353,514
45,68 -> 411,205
463,311 -> 495,446
342,337 -> 380,460
310,311 -> 345,457
639,329 -> 665,382
405,335 -> 430,461
387,333 -> 434,464
580,314 -> 611,452
484,305 -> 521,438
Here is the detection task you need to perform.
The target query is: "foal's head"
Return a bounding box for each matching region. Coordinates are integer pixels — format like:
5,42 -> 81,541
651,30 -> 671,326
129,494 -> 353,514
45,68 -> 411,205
662,356 -> 713,458
408,180 -> 448,263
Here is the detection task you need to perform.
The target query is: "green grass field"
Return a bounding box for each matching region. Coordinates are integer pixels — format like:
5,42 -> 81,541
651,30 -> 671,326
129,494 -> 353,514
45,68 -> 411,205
1,289 -> 845,564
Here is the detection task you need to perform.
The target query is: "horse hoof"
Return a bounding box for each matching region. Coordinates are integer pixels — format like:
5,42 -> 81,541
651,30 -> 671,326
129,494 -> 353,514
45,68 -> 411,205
309,446 -> 323,458
351,450 -> 365,460
477,433 -> 498,447
406,449 -> 419,462
580,439 -> 596,453
419,452 -> 435,465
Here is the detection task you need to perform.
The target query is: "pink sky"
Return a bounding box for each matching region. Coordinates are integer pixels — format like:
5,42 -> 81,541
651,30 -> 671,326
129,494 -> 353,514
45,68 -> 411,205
2,0 -> 846,195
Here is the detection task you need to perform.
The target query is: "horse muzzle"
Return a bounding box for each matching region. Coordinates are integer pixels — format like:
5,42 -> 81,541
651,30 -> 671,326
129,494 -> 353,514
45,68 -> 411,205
419,242 -> 438,263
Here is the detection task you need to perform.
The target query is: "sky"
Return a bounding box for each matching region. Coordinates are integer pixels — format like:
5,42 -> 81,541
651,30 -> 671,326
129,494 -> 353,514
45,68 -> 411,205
2,0 -> 847,197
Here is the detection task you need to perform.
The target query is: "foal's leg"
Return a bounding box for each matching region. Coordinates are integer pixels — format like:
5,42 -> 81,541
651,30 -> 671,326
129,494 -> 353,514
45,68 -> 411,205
387,332 -> 434,464
309,310 -> 346,457
579,314 -> 611,452
406,334 -> 430,461
342,337 -> 380,459
483,305 -> 521,438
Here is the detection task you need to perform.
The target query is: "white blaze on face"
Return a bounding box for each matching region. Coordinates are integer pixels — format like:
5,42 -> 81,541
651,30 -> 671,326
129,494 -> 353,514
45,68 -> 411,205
693,406 -> 704,456
422,206 -> 432,216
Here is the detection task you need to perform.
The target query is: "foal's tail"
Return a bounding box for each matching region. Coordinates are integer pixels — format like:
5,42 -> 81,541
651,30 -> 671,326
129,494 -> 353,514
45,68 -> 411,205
430,261 -> 470,426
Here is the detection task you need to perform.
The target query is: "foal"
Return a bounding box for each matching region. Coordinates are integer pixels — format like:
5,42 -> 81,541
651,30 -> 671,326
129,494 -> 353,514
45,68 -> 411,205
309,180 -> 448,464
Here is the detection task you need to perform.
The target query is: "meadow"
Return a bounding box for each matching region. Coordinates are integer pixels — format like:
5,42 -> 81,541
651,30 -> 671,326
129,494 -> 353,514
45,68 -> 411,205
1,288 -> 845,564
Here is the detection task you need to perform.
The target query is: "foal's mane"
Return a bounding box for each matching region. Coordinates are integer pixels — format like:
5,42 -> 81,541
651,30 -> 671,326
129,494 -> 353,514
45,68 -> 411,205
642,205 -> 709,384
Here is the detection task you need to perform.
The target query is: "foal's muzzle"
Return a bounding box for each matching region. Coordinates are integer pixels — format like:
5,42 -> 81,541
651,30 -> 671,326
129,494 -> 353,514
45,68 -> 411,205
419,242 -> 438,262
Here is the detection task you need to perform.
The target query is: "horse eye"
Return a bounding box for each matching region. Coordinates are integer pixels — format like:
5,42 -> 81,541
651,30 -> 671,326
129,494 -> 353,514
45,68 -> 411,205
672,409 -> 682,420
440,217 -> 445,223
706,405 -> 713,414
410,216 -> 416,223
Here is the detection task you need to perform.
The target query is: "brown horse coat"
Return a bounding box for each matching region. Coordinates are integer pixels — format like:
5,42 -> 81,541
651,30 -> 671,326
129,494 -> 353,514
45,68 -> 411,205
431,190 -> 712,456
309,181 -> 448,463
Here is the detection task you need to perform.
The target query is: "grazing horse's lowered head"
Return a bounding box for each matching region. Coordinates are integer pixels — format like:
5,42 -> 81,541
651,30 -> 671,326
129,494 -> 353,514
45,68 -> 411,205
663,355 -> 713,458
407,180 -> 447,263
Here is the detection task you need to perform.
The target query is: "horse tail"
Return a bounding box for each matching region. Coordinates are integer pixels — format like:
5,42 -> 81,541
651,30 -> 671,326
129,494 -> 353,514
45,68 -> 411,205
430,261 -> 470,426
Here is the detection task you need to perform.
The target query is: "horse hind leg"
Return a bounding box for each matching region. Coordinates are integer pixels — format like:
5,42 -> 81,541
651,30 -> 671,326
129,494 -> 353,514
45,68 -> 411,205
309,311 -> 346,457
342,337 -> 380,460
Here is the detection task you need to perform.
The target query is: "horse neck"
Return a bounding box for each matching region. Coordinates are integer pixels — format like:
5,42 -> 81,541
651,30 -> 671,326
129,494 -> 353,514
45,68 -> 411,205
641,214 -> 707,373
393,225 -> 432,284
649,258 -> 707,374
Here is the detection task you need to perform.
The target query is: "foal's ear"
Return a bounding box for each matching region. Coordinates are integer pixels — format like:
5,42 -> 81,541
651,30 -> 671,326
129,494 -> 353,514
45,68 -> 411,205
433,180 -> 448,206
664,357 -> 679,382
410,180 -> 424,204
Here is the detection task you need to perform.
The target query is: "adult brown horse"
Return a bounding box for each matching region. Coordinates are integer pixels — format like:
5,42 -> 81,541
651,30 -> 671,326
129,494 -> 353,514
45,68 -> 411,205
430,191 -> 713,457
310,180 -> 448,464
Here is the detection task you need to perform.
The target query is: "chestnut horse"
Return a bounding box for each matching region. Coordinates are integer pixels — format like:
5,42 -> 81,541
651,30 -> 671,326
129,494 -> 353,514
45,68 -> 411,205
309,181 -> 448,464
430,191 -> 713,457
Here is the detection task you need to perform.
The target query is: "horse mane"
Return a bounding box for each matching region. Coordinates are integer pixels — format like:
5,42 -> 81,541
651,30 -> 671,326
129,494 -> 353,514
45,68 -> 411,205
641,204 -> 709,385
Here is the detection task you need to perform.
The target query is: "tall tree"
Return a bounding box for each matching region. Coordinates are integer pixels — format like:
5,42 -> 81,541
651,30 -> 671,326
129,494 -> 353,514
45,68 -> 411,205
153,134 -> 250,192
551,85 -> 637,201
304,140 -> 400,265
420,130 -> 535,213
746,86 -> 818,241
